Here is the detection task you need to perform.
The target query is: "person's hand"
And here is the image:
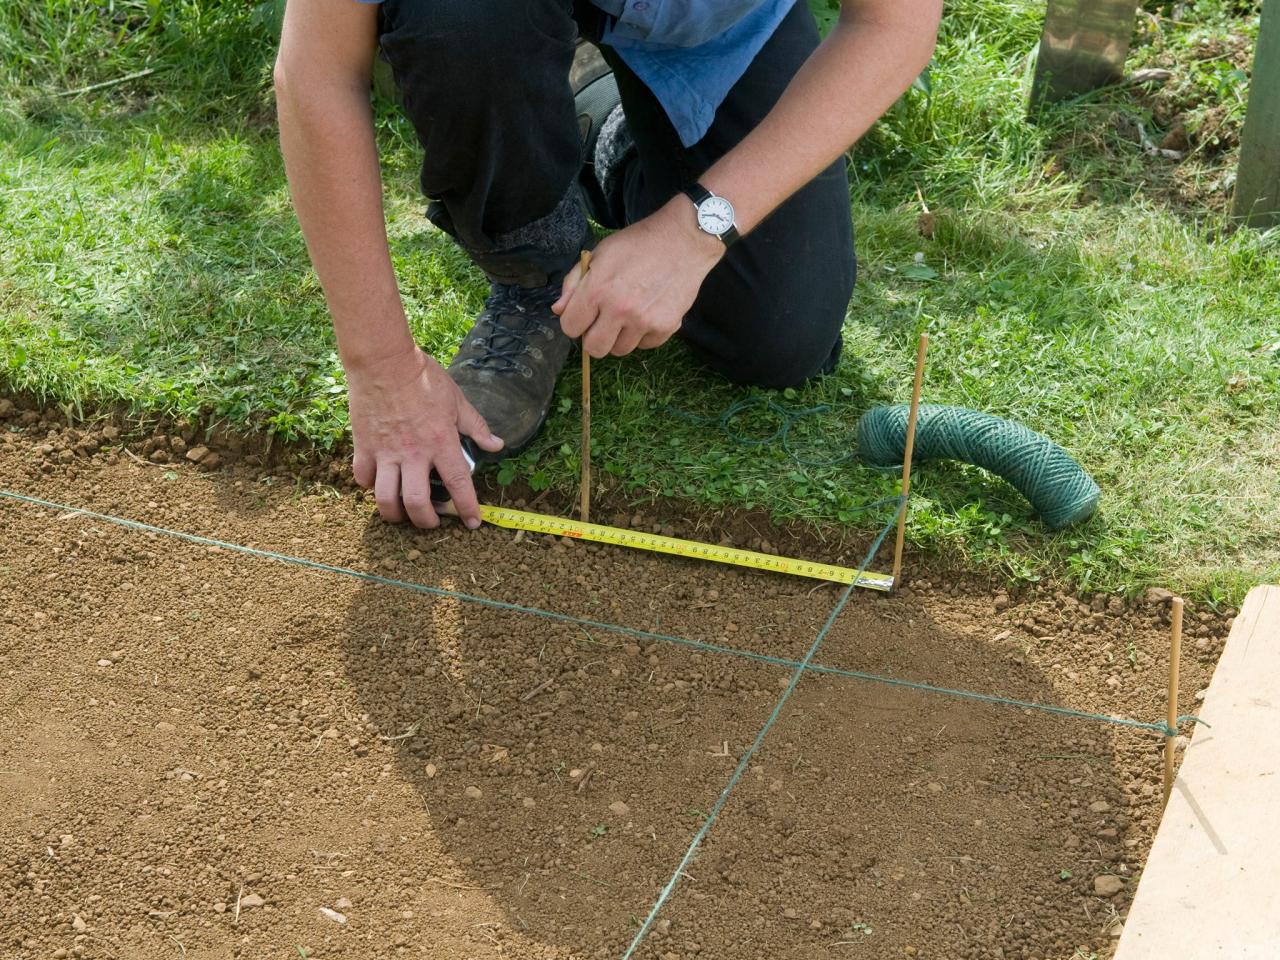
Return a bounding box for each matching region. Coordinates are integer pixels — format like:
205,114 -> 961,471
553,197 -> 724,358
346,345 -> 503,529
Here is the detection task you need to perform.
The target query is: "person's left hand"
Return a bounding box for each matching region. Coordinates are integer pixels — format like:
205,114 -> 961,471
553,196 -> 725,358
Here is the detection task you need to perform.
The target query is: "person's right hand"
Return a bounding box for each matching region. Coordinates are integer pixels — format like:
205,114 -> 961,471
346,345 -> 503,529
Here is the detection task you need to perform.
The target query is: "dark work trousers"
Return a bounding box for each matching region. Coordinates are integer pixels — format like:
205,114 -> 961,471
376,0 -> 856,388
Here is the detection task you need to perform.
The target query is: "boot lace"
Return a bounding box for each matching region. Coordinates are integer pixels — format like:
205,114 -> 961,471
460,284 -> 562,376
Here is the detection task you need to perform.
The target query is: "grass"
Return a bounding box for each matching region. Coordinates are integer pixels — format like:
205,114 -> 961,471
1,0 -> 1278,601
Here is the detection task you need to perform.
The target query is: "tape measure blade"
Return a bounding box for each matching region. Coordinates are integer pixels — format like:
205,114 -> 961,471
478,505 -> 890,590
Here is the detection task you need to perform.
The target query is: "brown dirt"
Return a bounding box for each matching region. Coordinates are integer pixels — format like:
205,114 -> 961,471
0,401 -> 1232,960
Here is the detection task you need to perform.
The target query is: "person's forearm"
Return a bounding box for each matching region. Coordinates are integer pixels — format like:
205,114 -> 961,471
701,1 -> 941,234
276,67 -> 414,370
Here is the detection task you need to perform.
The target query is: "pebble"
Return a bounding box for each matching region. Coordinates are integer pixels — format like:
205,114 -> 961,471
926,782 -> 943,793
1093,875 -> 1125,897
60,834 -> 74,846
318,906 -> 348,924
71,915 -> 87,932
608,800 -> 630,817
96,659 -> 112,667
464,786 -> 483,800
406,549 -> 422,561
1088,800 -> 1111,813
239,893 -> 265,909
425,763 -> 437,779
213,902 -> 226,914
185,445 -> 209,463
335,897 -> 353,910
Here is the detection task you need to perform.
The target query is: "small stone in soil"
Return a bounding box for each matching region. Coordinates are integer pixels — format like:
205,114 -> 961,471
1093,875 -> 1125,897
1088,800 -> 1111,813
464,786 -> 483,800
608,800 -> 630,817
239,893 -> 265,909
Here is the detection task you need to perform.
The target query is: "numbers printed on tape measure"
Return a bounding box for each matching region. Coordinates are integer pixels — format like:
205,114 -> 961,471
478,506 -> 893,591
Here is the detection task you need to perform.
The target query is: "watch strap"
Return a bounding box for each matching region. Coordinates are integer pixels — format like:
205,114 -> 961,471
681,183 -> 712,207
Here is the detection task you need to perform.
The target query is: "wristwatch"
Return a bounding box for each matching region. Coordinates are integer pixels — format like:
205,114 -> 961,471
681,183 -> 739,247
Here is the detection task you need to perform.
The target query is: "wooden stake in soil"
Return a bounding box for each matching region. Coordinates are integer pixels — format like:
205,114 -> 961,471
891,333 -> 928,588
1163,596 -> 1184,806
578,250 -> 592,524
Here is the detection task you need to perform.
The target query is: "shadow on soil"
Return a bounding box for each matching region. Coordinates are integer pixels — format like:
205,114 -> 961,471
339,514 -> 1135,960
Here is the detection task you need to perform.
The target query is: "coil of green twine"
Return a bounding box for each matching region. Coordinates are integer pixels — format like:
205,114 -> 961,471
857,404 -> 1101,530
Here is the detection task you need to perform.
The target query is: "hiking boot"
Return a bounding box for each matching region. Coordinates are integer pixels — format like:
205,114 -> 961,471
573,41 -> 634,229
447,282 -> 574,463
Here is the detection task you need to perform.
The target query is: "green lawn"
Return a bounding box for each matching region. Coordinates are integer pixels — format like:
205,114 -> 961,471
1,1 -> 1277,601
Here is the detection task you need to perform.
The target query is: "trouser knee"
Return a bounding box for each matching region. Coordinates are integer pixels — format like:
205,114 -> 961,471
378,0 -> 583,283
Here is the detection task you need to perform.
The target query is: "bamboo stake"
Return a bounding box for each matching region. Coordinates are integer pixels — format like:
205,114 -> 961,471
891,333 -> 928,588
578,250 -> 592,523
1162,596 -> 1184,806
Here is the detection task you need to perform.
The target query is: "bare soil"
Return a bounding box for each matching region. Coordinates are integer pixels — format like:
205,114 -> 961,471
0,402 -> 1231,960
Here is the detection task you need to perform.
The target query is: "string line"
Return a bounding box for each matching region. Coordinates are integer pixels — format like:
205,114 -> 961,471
1,487 -> 1205,957
0,488 -> 1197,741
620,497 -> 900,959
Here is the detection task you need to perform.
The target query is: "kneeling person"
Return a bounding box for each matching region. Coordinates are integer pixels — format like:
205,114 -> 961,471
274,0 -> 941,528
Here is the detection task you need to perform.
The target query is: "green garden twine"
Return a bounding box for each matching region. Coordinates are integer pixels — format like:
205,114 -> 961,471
857,404 -> 1101,530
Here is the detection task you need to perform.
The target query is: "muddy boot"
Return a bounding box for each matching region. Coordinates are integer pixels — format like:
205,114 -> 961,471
447,282 -> 574,463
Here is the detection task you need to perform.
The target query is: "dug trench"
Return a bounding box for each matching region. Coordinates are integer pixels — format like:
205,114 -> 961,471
0,401 -> 1231,960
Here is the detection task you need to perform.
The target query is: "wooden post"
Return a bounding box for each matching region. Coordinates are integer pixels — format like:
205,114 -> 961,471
1162,596 -> 1184,806
578,251 -> 593,524
1029,0 -> 1140,110
891,333 -> 928,588
1232,0 -> 1280,228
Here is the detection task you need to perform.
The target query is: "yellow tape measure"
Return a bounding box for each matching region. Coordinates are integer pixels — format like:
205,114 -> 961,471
476,504 -> 894,591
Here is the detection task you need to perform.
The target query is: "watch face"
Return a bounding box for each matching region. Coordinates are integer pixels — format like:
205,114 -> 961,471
697,195 -> 735,236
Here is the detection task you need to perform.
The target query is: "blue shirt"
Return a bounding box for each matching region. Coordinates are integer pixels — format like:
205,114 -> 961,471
357,0 -> 797,146
599,0 -> 796,145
